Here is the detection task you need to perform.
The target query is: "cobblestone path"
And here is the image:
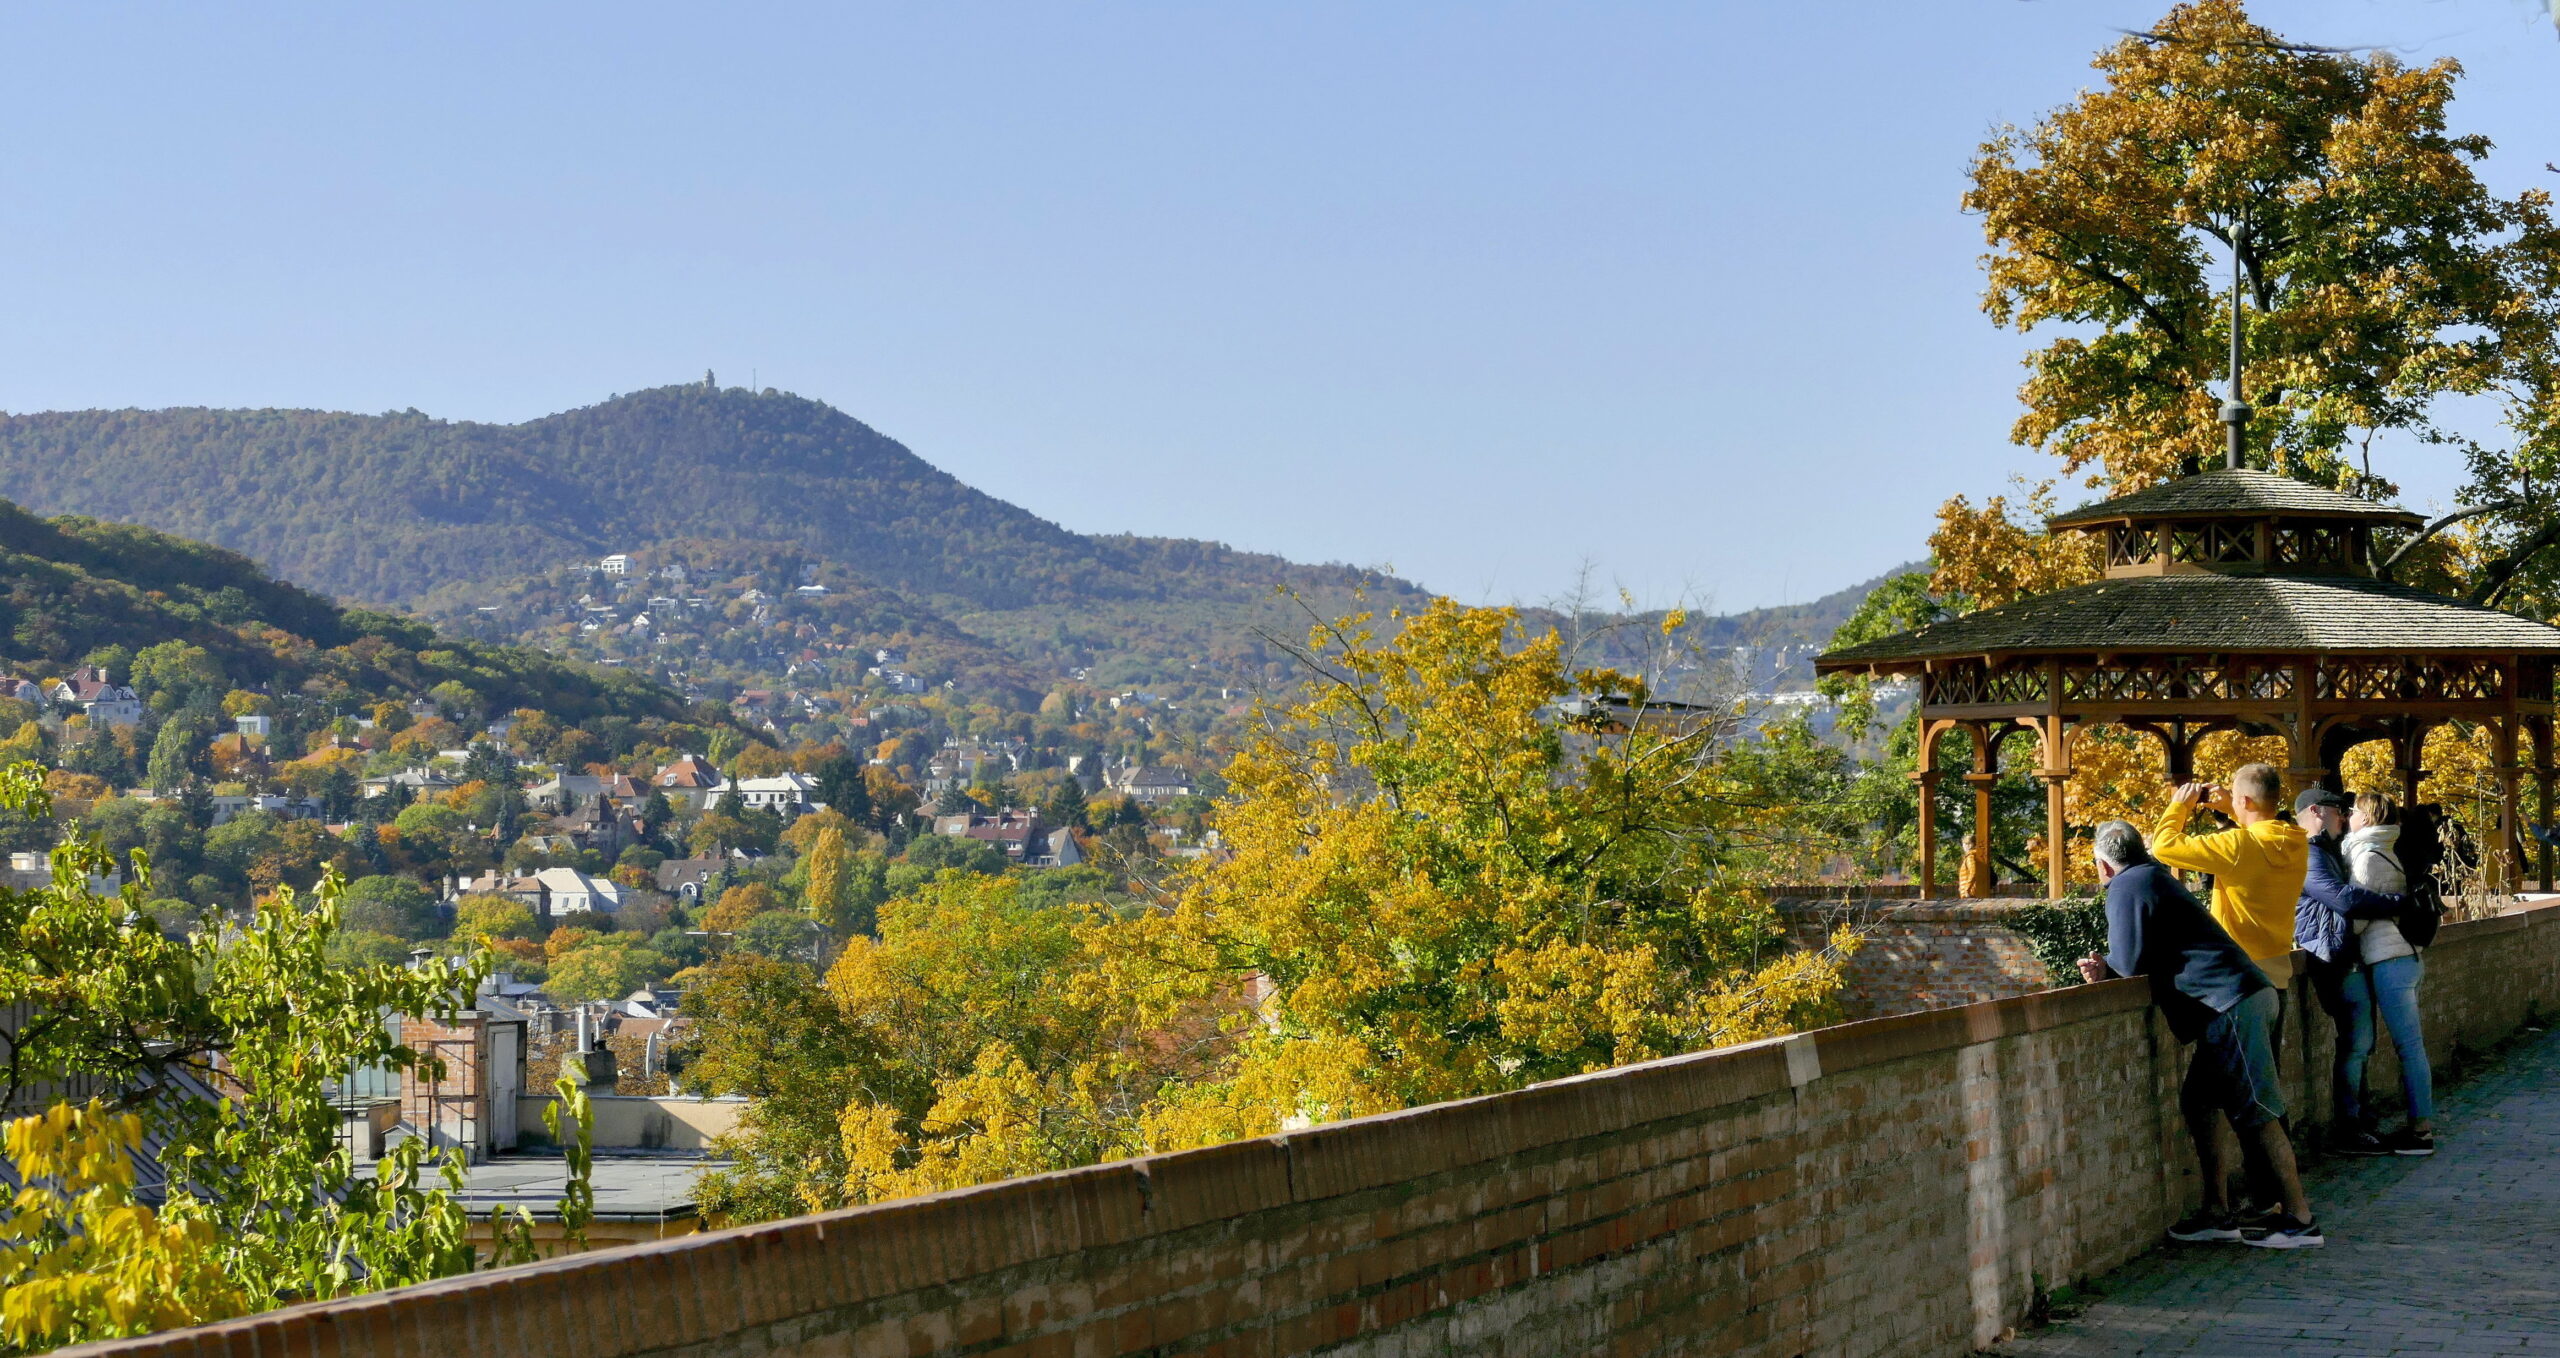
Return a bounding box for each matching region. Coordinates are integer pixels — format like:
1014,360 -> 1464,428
1999,1026 -> 2560,1356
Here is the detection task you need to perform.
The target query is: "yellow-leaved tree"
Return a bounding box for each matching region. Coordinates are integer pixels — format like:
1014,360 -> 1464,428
1935,0 -> 2560,609
691,873 -> 1173,1217
0,1101 -> 247,1352
688,598 -> 1867,1218
1121,598 -> 1859,1147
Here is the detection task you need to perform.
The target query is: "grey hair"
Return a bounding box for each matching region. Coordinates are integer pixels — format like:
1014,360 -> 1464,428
2093,819 -> 2148,869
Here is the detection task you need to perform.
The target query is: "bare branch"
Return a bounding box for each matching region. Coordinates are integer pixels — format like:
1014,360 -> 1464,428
2380,502 -> 2519,580
2466,515 -> 2560,608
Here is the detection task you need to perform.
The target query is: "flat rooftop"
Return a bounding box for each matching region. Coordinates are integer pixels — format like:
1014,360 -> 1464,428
447,1152 -> 723,1223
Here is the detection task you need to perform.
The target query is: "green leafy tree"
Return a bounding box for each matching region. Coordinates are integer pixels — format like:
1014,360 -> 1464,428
144,714 -> 209,792
734,910 -> 818,962
1041,776 -> 1089,835
130,642 -> 225,715
813,754 -> 871,828
0,762 -> 539,1329
686,954 -> 870,1223
66,726 -> 127,784
340,874 -> 442,941
546,934 -> 671,1001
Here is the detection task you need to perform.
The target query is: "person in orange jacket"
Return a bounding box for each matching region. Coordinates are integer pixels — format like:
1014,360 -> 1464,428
2148,763 -> 2310,985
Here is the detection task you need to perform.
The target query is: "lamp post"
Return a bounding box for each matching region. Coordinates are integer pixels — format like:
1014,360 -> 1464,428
2221,220 -> 2251,471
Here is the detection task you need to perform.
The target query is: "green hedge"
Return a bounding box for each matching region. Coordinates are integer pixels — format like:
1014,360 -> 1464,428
2004,898 -> 2107,987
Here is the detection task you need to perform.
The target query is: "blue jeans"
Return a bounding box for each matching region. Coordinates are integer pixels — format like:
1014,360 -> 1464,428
2331,954 -> 2435,1125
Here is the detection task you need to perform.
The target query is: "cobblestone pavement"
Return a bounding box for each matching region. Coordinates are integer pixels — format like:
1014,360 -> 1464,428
1998,1026 -> 2560,1356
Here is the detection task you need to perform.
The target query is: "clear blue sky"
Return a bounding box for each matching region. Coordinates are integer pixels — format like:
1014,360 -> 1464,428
0,3 -> 2552,612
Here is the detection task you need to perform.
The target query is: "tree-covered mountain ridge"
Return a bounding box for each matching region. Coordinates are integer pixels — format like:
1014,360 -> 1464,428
0,495 -> 683,726
0,381 -> 1910,700
0,382 -> 1421,614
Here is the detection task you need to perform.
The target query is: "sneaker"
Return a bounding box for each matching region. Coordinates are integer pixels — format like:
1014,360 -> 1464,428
2331,1129 -> 2390,1157
2167,1209 -> 2245,1242
2242,1214 -> 2326,1249
2389,1128 -> 2436,1157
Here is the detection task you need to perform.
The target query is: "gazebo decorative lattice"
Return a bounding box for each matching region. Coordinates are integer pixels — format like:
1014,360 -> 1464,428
1816,467 -> 2560,899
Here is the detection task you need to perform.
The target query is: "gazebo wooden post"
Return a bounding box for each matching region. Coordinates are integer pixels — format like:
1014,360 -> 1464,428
2285,655 -> 2328,797
2039,660 -> 2071,900
1913,719 -> 1946,900
2495,693 -> 2525,893
2394,720 -> 2431,810
1962,719 -> 2000,898
2533,716 -> 2555,891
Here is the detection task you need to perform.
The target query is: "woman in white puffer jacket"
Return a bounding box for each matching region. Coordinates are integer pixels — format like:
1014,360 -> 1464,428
2336,792 -> 2434,1156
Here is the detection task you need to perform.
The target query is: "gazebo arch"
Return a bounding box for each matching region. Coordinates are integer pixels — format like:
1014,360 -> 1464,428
1817,468 -> 2560,899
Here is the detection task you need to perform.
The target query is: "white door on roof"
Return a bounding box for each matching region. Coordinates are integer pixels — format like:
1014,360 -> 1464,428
489,1025 -> 521,1151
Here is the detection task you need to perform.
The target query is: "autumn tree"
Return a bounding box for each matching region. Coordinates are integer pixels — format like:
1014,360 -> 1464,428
0,763 -> 526,1336
799,824 -> 858,937
691,873 -> 1165,1219
1939,0 -> 2560,608
1120,599 -> 1858,1143
546,933 -> 671,1002
704,881 -> 779,932
452,893 -> 538,946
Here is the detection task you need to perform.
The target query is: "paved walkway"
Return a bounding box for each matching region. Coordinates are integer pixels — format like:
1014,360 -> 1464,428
1999,1026 -> 2560,1356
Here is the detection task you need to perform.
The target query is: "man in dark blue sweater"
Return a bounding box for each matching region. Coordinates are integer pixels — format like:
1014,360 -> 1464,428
2077,819 -> 2322,1248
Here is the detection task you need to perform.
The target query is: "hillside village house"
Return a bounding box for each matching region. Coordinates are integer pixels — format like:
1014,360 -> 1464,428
452,866 -> 624,920
208,792 -> 313,826
1112,764 -> 1197,806
47,667 -> 142,728
712,772 -> 817,818
923,740 -> 1024,796
528,771 -> 648,814
361,767 -> 458,800
930,808 -> 1085,869
651,755 -> 724,812
653,856 -> 723,903
599,553 -> 632,575
530,799 -> 639,857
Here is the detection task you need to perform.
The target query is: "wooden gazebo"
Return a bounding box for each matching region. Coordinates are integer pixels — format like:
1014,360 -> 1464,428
1816,468 -> 2560,899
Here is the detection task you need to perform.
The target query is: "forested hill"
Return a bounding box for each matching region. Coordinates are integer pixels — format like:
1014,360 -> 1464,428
1681,564 -> 1929,649
0,497 -> 684,726
0,383 -> 1421,614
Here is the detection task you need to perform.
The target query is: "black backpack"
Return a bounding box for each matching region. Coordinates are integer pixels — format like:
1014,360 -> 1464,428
2393,803 -> 2450,949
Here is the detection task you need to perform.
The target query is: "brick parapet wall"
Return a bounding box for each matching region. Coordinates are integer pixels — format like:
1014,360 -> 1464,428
71,904 -> 2560,1358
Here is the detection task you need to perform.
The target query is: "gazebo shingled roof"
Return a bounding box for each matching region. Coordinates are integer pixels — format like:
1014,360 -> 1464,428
1817,467 -> 2560,903
1821,574 -> 2560,664
2046,467 -> 2425,528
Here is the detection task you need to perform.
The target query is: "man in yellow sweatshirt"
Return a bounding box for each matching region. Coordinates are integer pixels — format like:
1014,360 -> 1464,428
2149,763 -> 2308,983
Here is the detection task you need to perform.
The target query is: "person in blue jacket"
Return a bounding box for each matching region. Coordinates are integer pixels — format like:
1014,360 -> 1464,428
2078,819 -> 2321,1248
2290,786 -> 2411,1156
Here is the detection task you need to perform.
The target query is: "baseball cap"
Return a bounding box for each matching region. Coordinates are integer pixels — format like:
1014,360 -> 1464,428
2292,787 -> 2348,815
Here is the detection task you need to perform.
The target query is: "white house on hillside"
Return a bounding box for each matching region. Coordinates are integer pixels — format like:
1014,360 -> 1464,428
532,867 -> 623,917
714,773 -> 818,817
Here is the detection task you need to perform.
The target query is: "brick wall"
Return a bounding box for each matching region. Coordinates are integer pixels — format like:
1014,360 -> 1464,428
398,1013 -> 489,1159
1777,896 -> 2058,1019
69,903 -> 2560,1358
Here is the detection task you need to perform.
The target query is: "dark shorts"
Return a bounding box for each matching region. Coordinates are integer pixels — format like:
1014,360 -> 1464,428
2183,987 -> 2286,1130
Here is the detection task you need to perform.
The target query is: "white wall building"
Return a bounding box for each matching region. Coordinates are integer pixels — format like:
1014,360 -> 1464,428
532,867 -> 624,917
